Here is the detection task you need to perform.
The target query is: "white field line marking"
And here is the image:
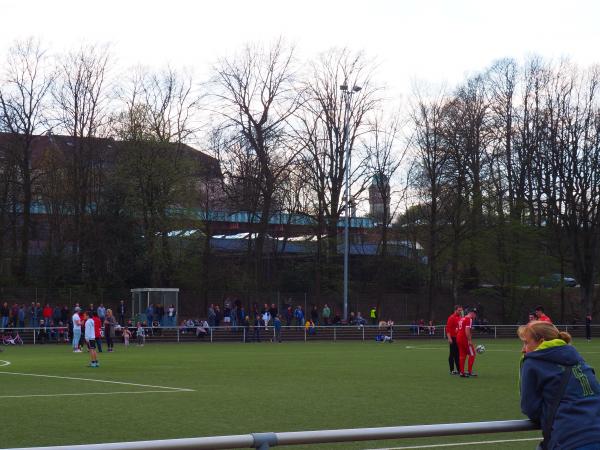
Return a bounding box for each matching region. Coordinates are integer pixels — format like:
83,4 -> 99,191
365,437 -> 540,449
0,390 -> 190,399
0,360 -> 11,367
0,371 -> 194,392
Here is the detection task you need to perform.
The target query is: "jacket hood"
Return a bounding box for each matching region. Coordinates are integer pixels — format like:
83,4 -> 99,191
524,340 -> 581,366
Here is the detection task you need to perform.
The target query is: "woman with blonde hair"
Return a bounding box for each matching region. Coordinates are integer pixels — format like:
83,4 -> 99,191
518,320 -> 600,449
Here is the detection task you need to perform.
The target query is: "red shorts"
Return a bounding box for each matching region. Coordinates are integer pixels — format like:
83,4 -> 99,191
457,339 -> 475,357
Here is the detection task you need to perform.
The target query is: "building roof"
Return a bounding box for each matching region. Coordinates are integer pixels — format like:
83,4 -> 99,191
0,132 -> 221,179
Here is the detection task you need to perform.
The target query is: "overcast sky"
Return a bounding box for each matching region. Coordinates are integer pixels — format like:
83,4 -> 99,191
2,0 -> 599,99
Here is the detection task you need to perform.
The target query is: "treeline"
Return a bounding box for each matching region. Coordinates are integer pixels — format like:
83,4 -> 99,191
0,39 -> 598,319
406,58 -> 600,319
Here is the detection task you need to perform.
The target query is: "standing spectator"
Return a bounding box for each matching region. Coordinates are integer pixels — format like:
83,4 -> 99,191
30,302 -> 41,328
156,303 -> 165,326
260,303 -> 268,328
237,303 -> 245,331
446,305 -> 462,375
118,300 -> 126,326
274,315 -> 282,343
145,303 -> 154,327
231,303 -> 238,330
27,302 -> 35,328
356,312 -> 366,326
305,318 -> 316,335
42,303 -> 53,326
253,314 -> 262,342
322,304 -> 331,325
92,312 -> 103,353
85,312 -> 99,368
310,306 -> 319,325
285,305 -> 293,327
370,306 -> 378,325
294,306 -> 304,329
242,315 -> 251,343
535,305 -> 552,323
10,303 -> 19,327
207,304 -> 216,328
136,322 -> 145,346
104,309 -> 116,352
269,303 -> 278,323
223,303 -> 231,326
52,305 -> 61,326
586,315 -> 593,342
72,307 -> 82,352
37,319 -> 49,344
97,304 -> 106,321
262,309 -> 271,331
80,311 -> 87,348
214,305 -> 222,327
61,305 -> 69,325
17,304 -> 25,328
410,320 -> 418,335
428,320 -> 435,335
518,321 -> 600,449
349,311 -> 356,325
1,302 -> 10,329
167,304 -> 176,327
122,326 -> 132,346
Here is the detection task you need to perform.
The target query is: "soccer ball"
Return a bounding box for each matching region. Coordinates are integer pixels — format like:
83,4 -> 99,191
476,344 -> 486,354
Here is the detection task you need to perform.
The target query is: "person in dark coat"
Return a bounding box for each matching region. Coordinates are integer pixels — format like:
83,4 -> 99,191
518,320 -> 600,450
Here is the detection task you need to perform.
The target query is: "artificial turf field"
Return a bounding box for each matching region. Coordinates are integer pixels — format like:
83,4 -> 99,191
1,338 -> 600,449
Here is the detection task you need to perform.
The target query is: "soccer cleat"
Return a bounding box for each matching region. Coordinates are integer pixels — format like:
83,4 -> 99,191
460,373 -> 468,378
468,372 -> 478,377
450,371 -> 459,375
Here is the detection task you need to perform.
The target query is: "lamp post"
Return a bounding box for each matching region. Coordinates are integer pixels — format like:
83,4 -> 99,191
340,82 -> 361,322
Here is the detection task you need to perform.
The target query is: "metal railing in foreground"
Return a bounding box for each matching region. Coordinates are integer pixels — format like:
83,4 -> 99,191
7,419 -> 538,450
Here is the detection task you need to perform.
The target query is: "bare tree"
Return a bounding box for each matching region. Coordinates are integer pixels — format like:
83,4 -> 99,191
0,38 -> 54,280
112,66 -> 203,286
298,48 -> 380,258
51,44 -> 111,282
409,88 -> 450,319
541,63 -> 600,316
210,39 -> 302,288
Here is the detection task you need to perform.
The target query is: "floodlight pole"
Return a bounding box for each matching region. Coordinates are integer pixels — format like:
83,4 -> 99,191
340,83 -> 361,322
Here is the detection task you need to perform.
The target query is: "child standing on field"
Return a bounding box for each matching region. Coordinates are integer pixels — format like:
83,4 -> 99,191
122,327 -> 131,346
136,322 -> 145,346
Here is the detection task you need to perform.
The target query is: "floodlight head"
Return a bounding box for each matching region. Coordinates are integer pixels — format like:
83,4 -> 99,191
353,86 -> 362,92
339,83 -> 348,91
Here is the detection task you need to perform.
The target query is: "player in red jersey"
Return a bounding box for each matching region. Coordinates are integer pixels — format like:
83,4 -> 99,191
446,305 -> 463,375
456,308 -> 478,378
534,305 -> 552,323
